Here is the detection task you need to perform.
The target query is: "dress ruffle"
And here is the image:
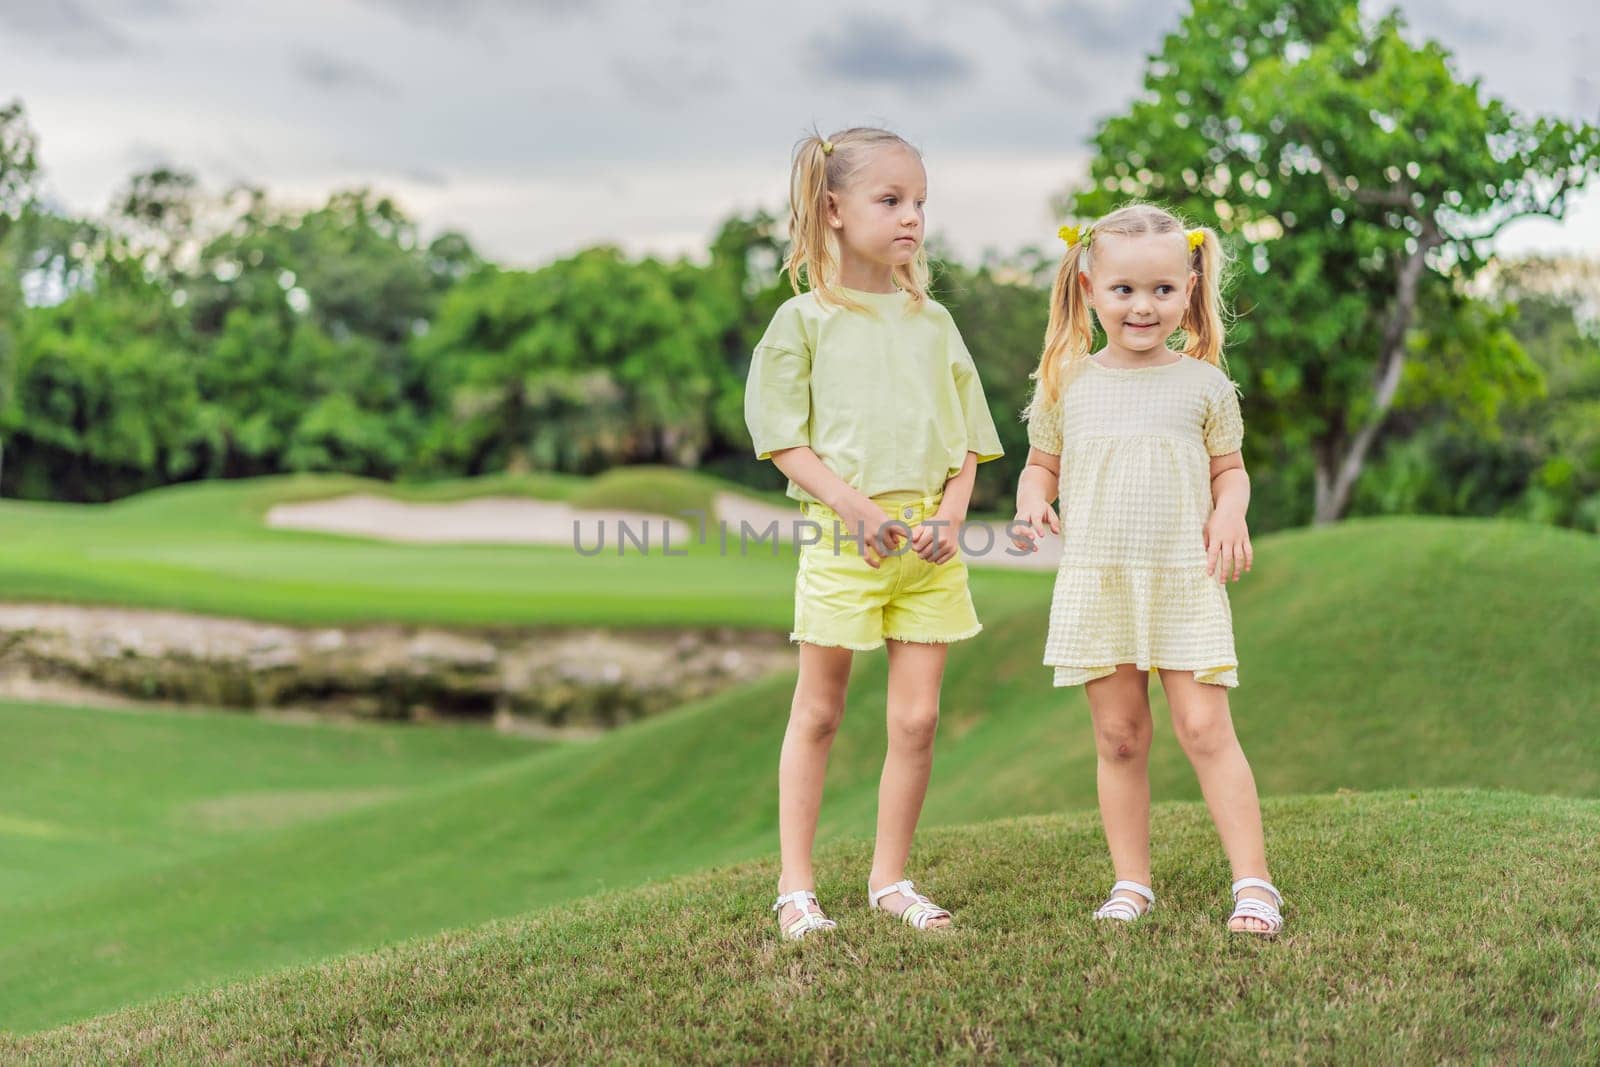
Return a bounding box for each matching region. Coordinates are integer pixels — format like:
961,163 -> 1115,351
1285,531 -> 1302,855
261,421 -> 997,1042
1043,563 -> 1238,688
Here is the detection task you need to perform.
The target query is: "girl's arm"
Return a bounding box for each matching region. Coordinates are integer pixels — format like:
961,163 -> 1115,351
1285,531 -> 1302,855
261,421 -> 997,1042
1206,451 -> 1252,582
768,445 -> 905,566
1012,447 -> 1062,551
909,451 -> 978,564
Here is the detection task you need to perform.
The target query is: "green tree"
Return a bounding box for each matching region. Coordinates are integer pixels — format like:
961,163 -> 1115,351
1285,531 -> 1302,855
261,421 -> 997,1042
0,99 -> 44,491
416,246 -> 720,476
0,257 -> 205,501
185,187 -> 472,476
1068,0 -> 1600,523
934,250 -> 1053,512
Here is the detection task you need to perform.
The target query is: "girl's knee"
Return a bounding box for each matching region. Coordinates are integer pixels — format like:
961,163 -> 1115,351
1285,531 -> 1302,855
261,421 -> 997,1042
1172,710 -> 1235,759
888,705 -> 940,750
1094,718 -> 1152,762
790,695 -> 845,741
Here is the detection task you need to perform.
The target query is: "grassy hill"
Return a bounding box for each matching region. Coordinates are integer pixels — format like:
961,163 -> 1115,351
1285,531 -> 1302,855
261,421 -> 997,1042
0,702 -> 540,910
0,513 -> 1593,1036
4,789 -> 1596,1062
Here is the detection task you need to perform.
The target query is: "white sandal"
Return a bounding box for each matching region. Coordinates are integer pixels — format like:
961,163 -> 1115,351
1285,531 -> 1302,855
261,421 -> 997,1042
772,889 -> 837,941
868,879 -> 952,930
1093,879 -> 1155,922
1229,877 -> 1284,935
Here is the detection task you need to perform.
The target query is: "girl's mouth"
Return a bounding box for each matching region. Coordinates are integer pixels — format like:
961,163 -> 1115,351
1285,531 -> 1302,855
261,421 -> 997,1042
1126,322 -> 1158,330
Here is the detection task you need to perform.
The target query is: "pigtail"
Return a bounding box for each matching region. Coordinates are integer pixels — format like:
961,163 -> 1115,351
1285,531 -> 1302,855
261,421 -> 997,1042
1181,226 -> 1229,368
1029,236 -> 1096,413
783,134 -> 843,307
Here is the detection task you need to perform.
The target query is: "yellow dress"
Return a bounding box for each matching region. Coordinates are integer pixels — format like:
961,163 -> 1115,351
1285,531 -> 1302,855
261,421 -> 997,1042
1024,354 -> 1246,688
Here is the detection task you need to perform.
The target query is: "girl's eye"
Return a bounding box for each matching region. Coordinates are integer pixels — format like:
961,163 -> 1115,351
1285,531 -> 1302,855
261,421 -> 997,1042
1157,285 -> 1175,295
883,197 -> 898,206
1113,285 -> 1131,295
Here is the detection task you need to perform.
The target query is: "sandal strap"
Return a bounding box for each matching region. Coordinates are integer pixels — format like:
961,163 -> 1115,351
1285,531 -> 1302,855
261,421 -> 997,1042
1094,880 -> 1154,921
772,889 -> 820,912
1231,898 -> 1282,919
869,879 -> 917,907
868,879 -> 950,927
1230,877 -> 1282,906
1093,899 -> 1145,921
781,911 -> 837,939
774,889 -> 837,940
1108,879 -> 1155,905
899,899 -> 951,929
1229,898 -> 1283,933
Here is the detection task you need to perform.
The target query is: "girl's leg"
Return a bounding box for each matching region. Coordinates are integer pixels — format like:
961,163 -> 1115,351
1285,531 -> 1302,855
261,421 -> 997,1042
1086,664 -> 1156,912
1157,668 -> 1272,931
776,643 -> 854,927
867,638 -> 950,926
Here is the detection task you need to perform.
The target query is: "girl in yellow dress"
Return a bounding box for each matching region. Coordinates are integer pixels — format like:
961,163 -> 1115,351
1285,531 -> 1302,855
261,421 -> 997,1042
744,127 -> 1006,940
1012,203 -> 1284,935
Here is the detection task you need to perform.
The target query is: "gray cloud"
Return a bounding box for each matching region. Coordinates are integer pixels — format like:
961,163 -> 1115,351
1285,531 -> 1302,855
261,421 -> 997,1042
360,0 -> 597,29
2,0 -> 1591,267
612,55 -> 728,109
989,0 -> 1184,50
401,166 -> 450,188
0,0 -> 133,58
292,48 -> 397,94
807,17 -> 973,90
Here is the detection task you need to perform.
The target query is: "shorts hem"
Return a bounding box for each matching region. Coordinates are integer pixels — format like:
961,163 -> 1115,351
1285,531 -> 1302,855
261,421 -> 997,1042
882,623 -> 984,645
789,632 -> 884,652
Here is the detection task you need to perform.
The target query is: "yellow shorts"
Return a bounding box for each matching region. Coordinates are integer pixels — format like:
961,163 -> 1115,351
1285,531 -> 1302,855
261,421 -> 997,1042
790,490 -> 983,651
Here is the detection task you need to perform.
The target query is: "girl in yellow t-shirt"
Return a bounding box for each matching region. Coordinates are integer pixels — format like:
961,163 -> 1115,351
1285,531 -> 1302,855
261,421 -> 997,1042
744,126 -> 1005,940
1012,202 -> 1283,935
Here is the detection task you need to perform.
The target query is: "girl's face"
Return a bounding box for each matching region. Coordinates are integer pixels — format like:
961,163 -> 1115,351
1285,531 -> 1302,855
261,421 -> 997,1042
1080,232 -> 1196,355
826,146 -> 926,271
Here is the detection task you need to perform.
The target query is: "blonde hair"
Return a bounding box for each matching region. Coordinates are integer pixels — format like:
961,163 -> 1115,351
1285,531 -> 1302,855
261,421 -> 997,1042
783,126 -> 930,312
1028,202 -> 1230,414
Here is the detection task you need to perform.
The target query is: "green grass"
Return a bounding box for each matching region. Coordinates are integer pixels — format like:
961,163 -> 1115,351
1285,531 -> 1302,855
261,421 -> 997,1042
5,789 -> 1596,1062
0,513 -> 1594,1037
0,471 -> 1042,629
0,702 -> 541,910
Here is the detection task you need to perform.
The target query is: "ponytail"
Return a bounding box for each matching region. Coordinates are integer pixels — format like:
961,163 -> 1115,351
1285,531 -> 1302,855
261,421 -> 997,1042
1181,226 -> 1229,367
784,134 -> 840,305
1028,235 -> 1097,414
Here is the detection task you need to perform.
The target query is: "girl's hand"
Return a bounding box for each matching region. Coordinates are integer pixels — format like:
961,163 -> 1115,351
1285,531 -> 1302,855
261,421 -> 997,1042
1011,496 -> 1060,552
1204,508 -> 1253,583
834,497 -> 905,569
912,508 -> 963,565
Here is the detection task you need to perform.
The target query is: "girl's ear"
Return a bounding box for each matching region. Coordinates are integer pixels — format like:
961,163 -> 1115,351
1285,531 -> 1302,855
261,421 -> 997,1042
825,191 -> 841,229
1186,272 -> 1198,302
1078,270 -> 1093,306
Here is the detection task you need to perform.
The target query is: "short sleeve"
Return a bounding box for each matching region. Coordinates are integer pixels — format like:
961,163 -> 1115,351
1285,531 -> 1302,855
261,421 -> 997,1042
1203,377 -> 1245,456
1023,377 -> 1064,455
744,342 -> 812,460
948,324 -> 1005,464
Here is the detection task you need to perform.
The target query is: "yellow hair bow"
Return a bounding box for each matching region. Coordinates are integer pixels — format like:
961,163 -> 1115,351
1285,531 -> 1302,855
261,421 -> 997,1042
1058,223 -> 1091,246
1186,229 -> 1205,252
821,140 -> 834,155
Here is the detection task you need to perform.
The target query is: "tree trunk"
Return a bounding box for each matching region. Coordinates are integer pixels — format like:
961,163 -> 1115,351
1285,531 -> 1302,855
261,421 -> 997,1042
1311,226 -> 1440,525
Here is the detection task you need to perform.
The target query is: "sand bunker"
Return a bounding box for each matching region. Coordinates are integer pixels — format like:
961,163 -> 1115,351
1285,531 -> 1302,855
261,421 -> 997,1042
264,492 -> 1060,570
265,494 -> 690,546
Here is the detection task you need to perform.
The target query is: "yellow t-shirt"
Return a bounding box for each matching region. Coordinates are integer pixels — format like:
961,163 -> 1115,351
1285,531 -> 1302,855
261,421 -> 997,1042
743,287 -> 1006,503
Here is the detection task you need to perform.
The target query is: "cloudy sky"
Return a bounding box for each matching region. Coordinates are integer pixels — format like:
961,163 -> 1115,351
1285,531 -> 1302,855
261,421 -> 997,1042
2,0 -> 1596,268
